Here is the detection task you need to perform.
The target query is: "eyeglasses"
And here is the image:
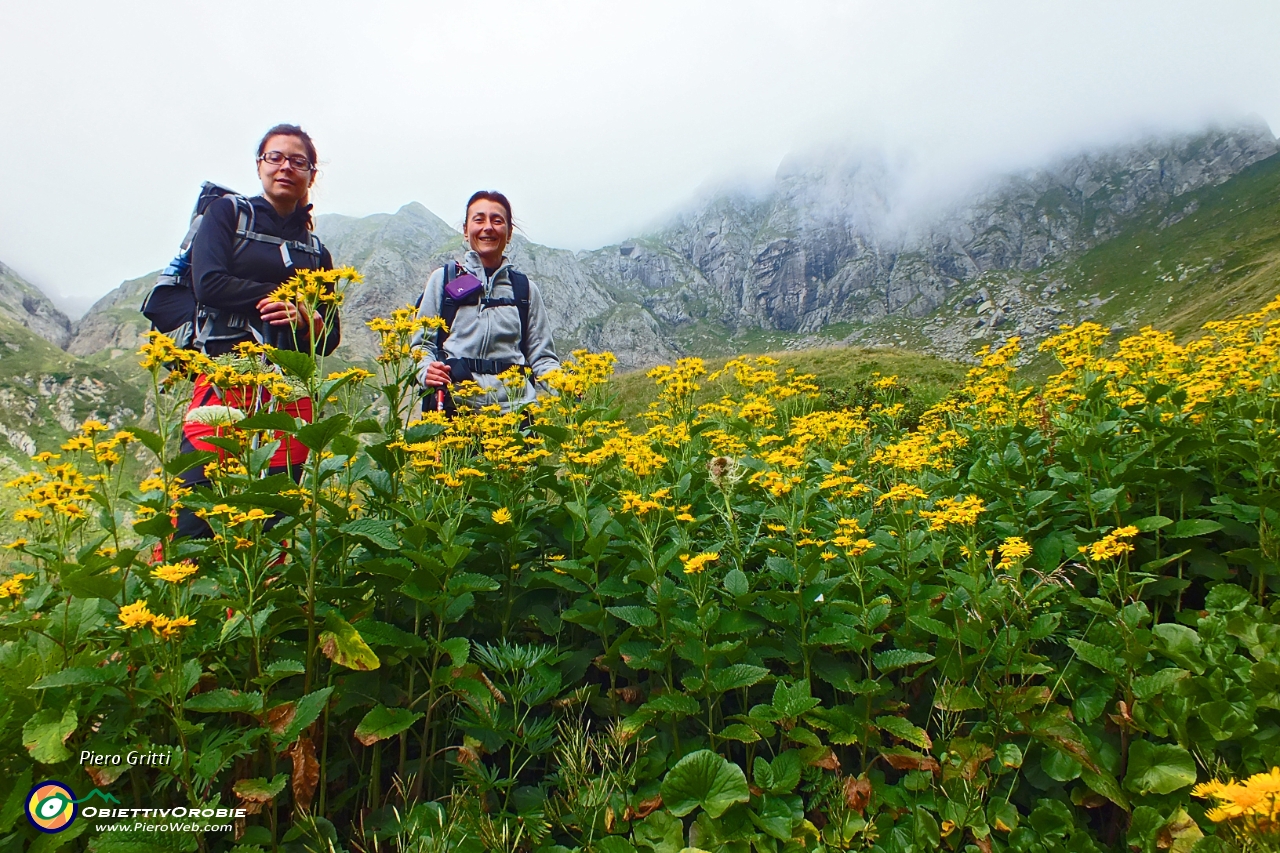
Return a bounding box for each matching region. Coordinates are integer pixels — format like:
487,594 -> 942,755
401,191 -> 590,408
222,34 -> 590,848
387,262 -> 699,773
259,151 -> 314,172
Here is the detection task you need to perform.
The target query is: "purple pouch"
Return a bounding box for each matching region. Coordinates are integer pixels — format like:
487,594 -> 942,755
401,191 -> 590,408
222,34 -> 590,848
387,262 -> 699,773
444,273 -> 483,303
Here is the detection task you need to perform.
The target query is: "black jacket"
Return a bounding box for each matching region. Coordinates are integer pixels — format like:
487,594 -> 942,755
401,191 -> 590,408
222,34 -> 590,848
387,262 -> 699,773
190,195 -> 342,356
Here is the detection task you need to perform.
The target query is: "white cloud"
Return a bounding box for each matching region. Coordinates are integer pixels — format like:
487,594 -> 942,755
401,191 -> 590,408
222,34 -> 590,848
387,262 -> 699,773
0,0 -> 1276,316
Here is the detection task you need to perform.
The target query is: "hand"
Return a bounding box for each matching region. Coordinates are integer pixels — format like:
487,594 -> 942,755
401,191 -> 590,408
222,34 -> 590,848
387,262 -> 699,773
423,361 -> 452,387
257,298 -> 322,335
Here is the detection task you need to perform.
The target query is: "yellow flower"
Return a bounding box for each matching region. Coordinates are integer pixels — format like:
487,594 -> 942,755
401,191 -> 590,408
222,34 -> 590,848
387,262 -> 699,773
151,562 -> 198,583
0,572 -> 35,599
1082,525 -> 1139,561
998,536 -> 1032,561
875,483 -> 930,506
492,507 -> 513,525
679,552 -> 720,575
1194,766 -> 1280,827
118,600 -> 156,630
5,539 -> 27,550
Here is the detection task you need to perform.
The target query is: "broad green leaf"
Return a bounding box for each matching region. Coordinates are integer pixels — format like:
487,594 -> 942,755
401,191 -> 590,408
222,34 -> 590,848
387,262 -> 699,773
273,687 -> 333,746
354,705 -> 424,746
1124,740 -> 1197,795
164,449 -> 217,476
233,774 -> 288,803
766,751 -> 802,794
122,426 -> 164,457
1132,668 -> 1189,700
266,348 -> 315,380
641,693 -> 700,717
438,637 -> 470,667
29,664 -> 127,689
723,569 -> 749,598
709,664 -> 770,692
607,605 -> 658,628
185,689 -> 265,714
1082,768 -> 1129,809
1153,623 -> 1205,673
1167,519 -> 1224,538
340,518 -> 400,550
717,723 -> 761,743
0,767 -> 34,832
237,411 -> 299,433
595,839 -> 638,853
295,414 -> 350,453
750,793 -> 797,841
772,679 -> 820,718
1133,515 -> 1173,532
934,683 -> 985,712
876,715 -> 932,749
634,810 -> 683,853
319,611 -> 380,671
873,649 -> 935,674
1067,637 -> 1121,674
660,749 -> 750,818
23,707 -> 77,763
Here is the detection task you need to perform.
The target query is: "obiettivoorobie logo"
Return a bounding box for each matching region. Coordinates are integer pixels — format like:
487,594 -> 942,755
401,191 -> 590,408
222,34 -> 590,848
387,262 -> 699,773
25,782 -> 120,833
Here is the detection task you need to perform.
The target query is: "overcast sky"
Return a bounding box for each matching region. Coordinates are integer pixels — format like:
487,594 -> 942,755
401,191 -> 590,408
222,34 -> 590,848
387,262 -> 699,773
2,1 -> 1278,317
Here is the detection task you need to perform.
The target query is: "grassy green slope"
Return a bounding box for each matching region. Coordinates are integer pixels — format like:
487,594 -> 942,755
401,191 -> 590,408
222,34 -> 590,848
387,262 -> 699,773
1059,152 -> 1280,336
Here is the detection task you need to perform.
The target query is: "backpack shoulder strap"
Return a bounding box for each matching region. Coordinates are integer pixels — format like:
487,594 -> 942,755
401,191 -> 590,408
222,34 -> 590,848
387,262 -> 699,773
434,262 -> 458,354
508,271 -> 532,363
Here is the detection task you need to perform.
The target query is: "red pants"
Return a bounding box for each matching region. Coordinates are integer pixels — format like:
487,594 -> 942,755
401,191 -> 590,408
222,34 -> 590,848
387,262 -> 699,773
184,374 -> 313,469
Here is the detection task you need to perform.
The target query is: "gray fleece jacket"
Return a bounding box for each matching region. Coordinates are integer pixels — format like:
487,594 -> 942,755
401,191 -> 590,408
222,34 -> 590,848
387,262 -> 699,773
411,251 -> 560,412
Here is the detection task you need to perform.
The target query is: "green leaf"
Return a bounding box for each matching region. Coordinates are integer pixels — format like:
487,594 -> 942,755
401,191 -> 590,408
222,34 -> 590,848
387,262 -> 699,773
273,687 -> 333,746
185,689 -> 265,714
340,518 -> 400,550
22,707 -> 77,763
267,348 -> 316,380
1167,519 -> 1224,538
438,637 -> 470,667
0,766 -> 33,832
634,810 -> 684,853
320,611 -> 381,670
607,605 -> 658,628
772,679 -> 820,718
873,649 -> 935,674
1134,515 -> 1174,532
122,426 -> 164,457
595,839 -> 638,853
237,411 -> 299,433
1124,740 -> 1198,795
61,569 -> 118,600
723,569 -> 749,598
876,715 -> 932,749
709,664 -> 770,692
660,749 -> 750,818
717,723 -> 762,743
1132,668 -> 1189,700
934,683 -> 985,712
233,774 -> 288,803
640,692 -> 700,717
1153,623 -> 1205,673
165,449 -> 218,477
354,705 -> 425,746
1067,637 -> 1122,674
295,414 -> 350,453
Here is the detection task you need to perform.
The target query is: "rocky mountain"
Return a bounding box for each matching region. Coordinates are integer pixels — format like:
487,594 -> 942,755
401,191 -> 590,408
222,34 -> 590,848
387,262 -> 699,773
0,264 -> 141,457
47,121 -> 1280,380
0,261 -> 72,348
579,122 -> 1278,360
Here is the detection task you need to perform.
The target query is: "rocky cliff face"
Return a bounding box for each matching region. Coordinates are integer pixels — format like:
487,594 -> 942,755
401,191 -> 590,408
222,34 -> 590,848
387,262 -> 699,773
584,124 -> 1278,342
58,123 -> 1280,374
0,261 -> 73,348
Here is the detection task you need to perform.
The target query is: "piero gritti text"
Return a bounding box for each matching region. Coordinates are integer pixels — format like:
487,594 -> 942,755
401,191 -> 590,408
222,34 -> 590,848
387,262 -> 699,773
80,749 -> 176,767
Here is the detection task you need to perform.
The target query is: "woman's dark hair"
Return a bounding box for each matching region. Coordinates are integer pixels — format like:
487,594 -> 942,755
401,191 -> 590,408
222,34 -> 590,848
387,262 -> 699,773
257,124 -> 318,228
465,191 -> 514,234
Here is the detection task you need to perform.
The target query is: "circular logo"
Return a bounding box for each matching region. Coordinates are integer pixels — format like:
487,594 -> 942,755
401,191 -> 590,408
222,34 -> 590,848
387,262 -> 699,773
26,781 -> 76,833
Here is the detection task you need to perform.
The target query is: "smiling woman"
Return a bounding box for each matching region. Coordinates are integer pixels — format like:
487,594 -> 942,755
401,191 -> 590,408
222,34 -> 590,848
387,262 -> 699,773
410,190 -> 561,415
174,124 -> 344,540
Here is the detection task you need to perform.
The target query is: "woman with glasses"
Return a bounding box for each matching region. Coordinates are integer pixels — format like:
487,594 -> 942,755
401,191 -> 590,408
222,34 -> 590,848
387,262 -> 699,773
412,191 -> 560,415
177,123 -> 342,539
